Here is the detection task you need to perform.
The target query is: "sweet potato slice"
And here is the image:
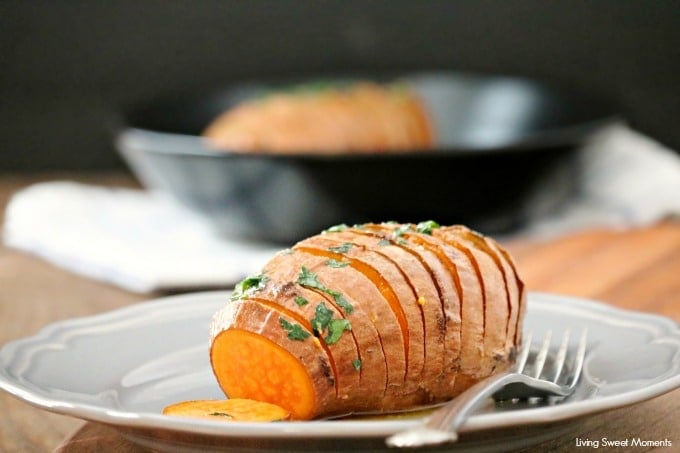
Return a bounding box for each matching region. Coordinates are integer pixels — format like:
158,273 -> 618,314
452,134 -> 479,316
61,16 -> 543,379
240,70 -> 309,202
163,398 -> 290,422
361,223 -> 486,393
292,243 -> 407,400
448,225 -> 521,358
210,300 -> 337,419
330,227 -> 451,398
298,234 -> 427,401
397,232 -> 464,388
261,250 -> 387,411
497,247 -> 527,346
434,228 -> 509,380
250,287 -> 366,411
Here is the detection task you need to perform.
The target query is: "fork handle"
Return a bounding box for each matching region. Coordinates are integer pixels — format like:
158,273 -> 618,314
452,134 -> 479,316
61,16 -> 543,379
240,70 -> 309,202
425,372 -> 517,433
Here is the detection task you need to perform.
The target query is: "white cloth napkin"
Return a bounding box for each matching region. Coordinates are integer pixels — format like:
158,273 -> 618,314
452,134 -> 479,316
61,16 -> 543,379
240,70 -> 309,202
520,123 -> 680,237
3,183 -> 281,292
3,123 -> 679,293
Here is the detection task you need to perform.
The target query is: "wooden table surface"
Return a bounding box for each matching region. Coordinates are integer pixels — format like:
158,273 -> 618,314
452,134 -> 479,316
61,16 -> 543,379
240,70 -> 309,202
0,175 -> 678,452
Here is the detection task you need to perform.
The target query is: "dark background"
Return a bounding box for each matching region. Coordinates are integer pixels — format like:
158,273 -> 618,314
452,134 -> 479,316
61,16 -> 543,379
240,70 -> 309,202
1,1 -> 679,171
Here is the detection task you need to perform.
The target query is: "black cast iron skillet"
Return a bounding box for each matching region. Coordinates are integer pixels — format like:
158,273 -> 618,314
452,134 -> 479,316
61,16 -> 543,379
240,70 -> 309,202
116,72 -> 616,244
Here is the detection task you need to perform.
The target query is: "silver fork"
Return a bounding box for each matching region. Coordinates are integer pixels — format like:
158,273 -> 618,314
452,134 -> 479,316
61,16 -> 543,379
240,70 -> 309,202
386,329 -> 588,448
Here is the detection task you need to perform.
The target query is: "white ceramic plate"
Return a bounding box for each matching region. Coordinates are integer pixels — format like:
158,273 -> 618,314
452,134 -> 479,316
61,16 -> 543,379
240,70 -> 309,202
1,292 -> 678,452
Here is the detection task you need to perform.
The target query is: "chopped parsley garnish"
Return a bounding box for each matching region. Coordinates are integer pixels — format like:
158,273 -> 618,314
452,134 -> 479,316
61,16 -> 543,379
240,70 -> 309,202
294,296 -> 309,307
209,412 -> 233,418
326,319 -> 352,344
311,302 -> 334,335
328,242 -> 353,254
416,220 -> 441,235
352,358 -> 362,371
377,239 -> 391,247
329,290 -> 354,314
297,266 -> 354,314
323,224 -> 348,233
279,317 -> 311,341
393,224 -> 412,237
326,258 -> 350,268
297,266 -> 325,289
309,302 -> 352,345
231,273 -> 269,301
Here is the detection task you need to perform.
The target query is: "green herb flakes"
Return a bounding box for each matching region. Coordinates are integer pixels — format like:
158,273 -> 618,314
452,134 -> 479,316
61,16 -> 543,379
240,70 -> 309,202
311,302 -> 334,335
297,266 -> 324,290
209,412 -> 233,418
328,242 -> 353,254
309,302 -> 352,345
352,358 -> 362,371
294,296 -> 309,307
231,273 -> 269,301
326,319 -> 352,344
377,239 -> 391,247
326,258 -> 350,268
323,224 -> 349,234
393,224 -> 412,237
330,291 -> 354,314
297,266 -> 354,314
279,317 -> 311,341
416,220 -> 441,235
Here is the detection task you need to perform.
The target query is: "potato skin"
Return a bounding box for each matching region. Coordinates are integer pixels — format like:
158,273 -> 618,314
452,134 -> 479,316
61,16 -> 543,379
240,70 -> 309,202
210,223 -> 524,419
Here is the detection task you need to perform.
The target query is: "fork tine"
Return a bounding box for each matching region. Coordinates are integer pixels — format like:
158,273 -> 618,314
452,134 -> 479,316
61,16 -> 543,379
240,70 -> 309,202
515,331 -> 533,373
551,330 -> 571,383
531,330 -> 552,379
568,329 -> 588,387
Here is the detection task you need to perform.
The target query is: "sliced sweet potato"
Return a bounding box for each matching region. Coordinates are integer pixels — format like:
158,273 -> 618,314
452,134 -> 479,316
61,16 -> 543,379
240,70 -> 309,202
438,227 -> 513,369
396,231 -> 463,391
433,227 -> 512,383
203,83 -> 433,153
163,398 -> 290,422
448,225 -> 520,358
343,226 -> 452,397
240,250 -> 362,406
363,223 -> 486,393
210,300 -> 337,419
261,250 -> 386,412
292,244 -> 407,398
297,234 -> 427,402
209,222 -> 524,419
497,246 -> 527,346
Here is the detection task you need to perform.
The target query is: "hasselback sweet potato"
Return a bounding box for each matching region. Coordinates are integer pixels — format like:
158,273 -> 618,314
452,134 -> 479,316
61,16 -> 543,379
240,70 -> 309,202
210,222 -> 524,420
202,82 -> 433,153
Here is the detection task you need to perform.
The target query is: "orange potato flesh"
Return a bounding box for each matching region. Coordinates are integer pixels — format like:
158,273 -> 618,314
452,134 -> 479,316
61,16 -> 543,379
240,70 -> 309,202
162,398 -> 290,422
246,296 -> 340,390
210,328 -> 316,420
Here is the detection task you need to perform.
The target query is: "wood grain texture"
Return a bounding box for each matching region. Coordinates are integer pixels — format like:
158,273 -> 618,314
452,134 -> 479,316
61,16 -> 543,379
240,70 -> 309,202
506,222 -> 680,320
0,175 -> 677,452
